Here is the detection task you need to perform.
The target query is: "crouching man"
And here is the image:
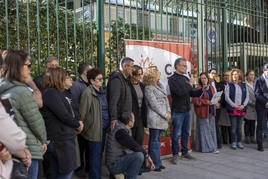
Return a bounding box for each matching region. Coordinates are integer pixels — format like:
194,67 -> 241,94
106,112 -> 155,179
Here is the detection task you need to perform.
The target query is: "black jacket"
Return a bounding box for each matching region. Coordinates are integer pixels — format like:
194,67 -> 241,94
107,70 -> 132,121
168,73 -> 203,113
130,83 -> 147,128
41,88 -> 80,141
254,76 -> 268,111
33,73 -> 44,90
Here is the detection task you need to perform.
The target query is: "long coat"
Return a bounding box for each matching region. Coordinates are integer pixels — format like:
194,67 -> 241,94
245,82 -> 257,120
144,83 -> 170,130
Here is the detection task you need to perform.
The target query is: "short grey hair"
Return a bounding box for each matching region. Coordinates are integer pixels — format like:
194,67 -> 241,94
120,57 -> 134,68
45,56 -> 58,67
263,63 -> 268,71
174,58 -> 186,69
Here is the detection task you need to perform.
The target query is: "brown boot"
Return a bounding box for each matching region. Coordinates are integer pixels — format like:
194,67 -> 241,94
244,136 -> 250,144
250,136 -> 256,144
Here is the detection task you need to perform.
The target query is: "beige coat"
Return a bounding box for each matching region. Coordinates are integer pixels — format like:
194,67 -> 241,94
245,82 -> 257,120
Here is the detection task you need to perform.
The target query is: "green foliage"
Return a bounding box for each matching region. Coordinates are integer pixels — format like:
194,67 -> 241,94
0,0 -> 97,77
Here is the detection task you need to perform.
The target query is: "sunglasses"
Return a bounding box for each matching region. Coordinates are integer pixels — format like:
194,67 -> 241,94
24,63 -> 31,69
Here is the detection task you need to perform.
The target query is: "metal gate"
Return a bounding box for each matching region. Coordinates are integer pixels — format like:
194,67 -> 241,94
0,0 -> 267,78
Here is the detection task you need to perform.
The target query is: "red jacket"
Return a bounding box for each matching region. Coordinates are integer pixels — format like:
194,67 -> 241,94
192,85 -> 216,119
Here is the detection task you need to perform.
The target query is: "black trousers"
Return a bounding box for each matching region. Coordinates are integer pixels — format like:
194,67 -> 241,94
256,109 -> 268,146
221,126 -> 231,144
215,109 -> 222,148
131,125 -> 145,146
76,134 -> 90,172
244,119 -> 256,137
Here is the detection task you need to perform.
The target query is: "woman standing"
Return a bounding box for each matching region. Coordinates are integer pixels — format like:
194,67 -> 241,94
79,68 -> 109,179
0,50 -> 47,179
143,66 -> 171,172
225,68 -> 249,150
244,70 -> 257,144
41,67 -> 83,179
192,72 -> 219,153
130,65 -> 147,145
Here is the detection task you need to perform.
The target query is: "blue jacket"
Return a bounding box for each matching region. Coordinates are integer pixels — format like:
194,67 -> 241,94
254,75 -> 268,111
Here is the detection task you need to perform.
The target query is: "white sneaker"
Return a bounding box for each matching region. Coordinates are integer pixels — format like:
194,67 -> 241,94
213,150 -> 220,154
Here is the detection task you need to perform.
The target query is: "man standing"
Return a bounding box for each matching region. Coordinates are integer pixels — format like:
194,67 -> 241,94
168,58 -> 203,164
107,57 -> 134,129
70,62 -> 92,177
34,56 -> 59,90
254,64 -> 268,151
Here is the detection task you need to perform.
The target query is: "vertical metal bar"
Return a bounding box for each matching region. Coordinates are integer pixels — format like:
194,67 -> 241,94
97,0 -> 105,76
16,0 -> 20,48
205,0 -> 208,71
123,0 -> 126,40
166,1 -> 169,42
73,0 -> 77,75
171,0 -> 174,42
142,0 -> 145,40
196,0 -> 199,75
192,0 -> 195,74
231,0 -> 234,68
210,0 -> 212,69
130,0 -> 132,38
82,0 -> 85,62
213,0 -> 217,72
47,0 -> 50,56
5,0 -> 8,49
65,0 -> 69,69
228,0 -> 231,69
115,0 -> 119,64
136,0 -> 139,39
187,0 -> 189,43
36,0 -> 41,74
222,0 -> 228,72
90,0 -> 93,65
182,1 -> 185,43
160,0 -> 163,41
56,0 -> 60,62
26,0 -> 30,53
149,0 -> 151,40
176,2 -> 179,42
154,0 -> 157,40
201,0 -> 204,72
108,0 -> 112,72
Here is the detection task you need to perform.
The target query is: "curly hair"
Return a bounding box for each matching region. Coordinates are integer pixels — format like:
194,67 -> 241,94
143,66 -> 159,86
229,68 -> 244,83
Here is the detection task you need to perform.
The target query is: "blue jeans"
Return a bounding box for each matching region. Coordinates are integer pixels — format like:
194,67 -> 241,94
47,142 -> 74,179
148,129 -> 162,169
172,111 -> 191,156
28,159 -> 39,179
88,140 -> 103,179
230,116 -> 243,143
108,152 -> 144,179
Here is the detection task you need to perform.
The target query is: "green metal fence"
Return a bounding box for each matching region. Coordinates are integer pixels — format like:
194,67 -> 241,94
0,0 -> 268,78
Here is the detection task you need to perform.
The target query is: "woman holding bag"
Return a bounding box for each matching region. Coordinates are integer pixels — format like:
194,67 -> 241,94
192,72 -> 218,153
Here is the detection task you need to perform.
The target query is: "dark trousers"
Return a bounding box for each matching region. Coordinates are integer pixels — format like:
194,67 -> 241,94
256,109 -> 268,146
215,109 -> 222,148
244,119 -> 256,137
131,125 -> 144,146
221,126 -> 231,144
77,135 -> 90,172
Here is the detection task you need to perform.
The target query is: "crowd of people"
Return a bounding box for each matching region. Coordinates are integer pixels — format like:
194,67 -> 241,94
0,49 -> 267,179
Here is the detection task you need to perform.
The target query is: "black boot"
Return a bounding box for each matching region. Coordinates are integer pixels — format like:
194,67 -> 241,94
258,144 -> 264,152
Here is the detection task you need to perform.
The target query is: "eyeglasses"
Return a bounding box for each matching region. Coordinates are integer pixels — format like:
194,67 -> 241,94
24,63 -> 31,69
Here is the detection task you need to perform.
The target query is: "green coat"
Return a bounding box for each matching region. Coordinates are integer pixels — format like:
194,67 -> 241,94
79,85 -> 102,142
0,80 -> 47,159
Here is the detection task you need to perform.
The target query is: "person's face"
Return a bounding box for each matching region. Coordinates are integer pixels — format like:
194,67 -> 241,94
223,72 -> 230,83
200,74 -> 208,86
91,74 -> 103,89
64,75 -> 73,89
209,70 -> 217,80
263,69 -> 268,77
176,60 -> 187,74
47,60 -> 59,69
123,61 -> 135,77
232,71 -> 239,82
247,71 -> 255,82
132,69 -> 143,83
21,59 -> 31,81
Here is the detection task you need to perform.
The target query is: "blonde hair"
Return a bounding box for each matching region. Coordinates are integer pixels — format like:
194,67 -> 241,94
230,68 -> 244,83
143,66 -> 159,86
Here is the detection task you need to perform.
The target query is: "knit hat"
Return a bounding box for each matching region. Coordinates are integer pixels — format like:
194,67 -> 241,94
119,112 -> 133,125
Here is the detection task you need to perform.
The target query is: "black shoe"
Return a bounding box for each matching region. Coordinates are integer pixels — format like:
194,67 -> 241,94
75,169 -> 87,178
182,154 -> 196,160
153,168 -> 162,172
160,165 -> 165,169
258,145 -> 264,152
139,167 -> 151,173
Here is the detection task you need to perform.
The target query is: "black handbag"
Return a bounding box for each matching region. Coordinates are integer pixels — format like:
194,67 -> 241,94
10,158 -> 29,179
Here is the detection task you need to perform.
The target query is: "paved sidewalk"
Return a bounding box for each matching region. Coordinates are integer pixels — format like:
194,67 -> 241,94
137,142 -> 268,179
72,141 -> 268,179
